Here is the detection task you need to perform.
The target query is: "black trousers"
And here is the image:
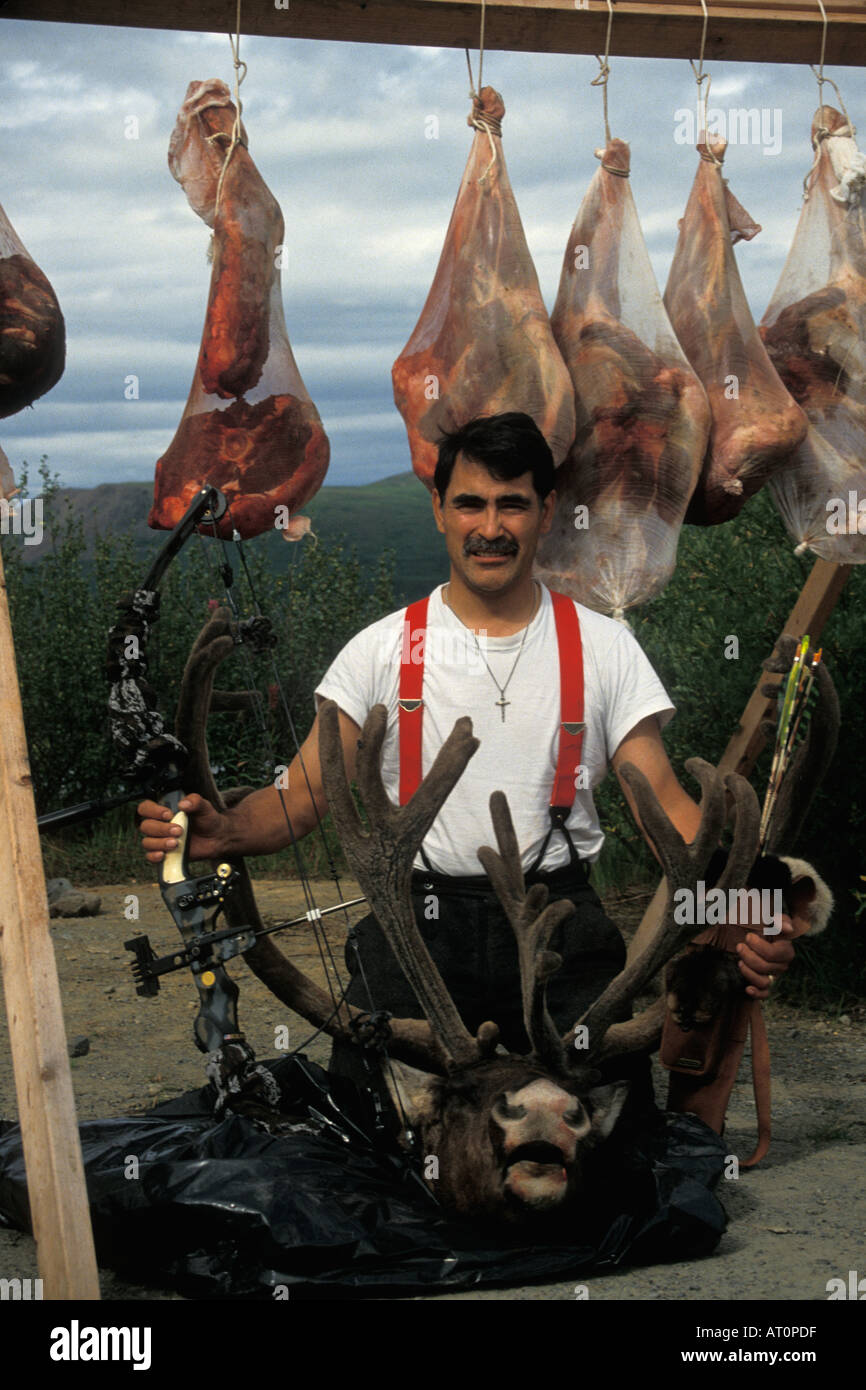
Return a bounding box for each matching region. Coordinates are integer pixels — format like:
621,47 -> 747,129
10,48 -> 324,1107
329,864 -> 655,1109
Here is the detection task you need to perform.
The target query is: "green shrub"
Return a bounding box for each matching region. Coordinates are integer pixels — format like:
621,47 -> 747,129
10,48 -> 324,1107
3,461 -> 394,882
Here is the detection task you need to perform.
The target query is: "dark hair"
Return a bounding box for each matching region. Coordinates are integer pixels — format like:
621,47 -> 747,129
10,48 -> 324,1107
433,412 -> 555,501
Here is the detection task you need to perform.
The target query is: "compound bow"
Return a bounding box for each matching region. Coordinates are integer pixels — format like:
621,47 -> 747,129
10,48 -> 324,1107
100,484 -> 375,1117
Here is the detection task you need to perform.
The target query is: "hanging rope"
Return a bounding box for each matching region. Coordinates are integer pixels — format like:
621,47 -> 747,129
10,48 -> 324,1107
590,0 -> 615,150
465,0 -> 498,183
477,0 -> 486,92
210,0 -> 248,230
689,0 -> 723,169
804,0 -> 857,198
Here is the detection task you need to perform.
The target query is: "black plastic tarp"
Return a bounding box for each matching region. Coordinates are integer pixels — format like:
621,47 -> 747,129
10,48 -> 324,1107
0,1057 -> 727,1297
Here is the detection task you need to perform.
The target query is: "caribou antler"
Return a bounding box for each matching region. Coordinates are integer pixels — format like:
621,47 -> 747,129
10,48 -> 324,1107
174,609 -> 443,1071
567,759 -> 760,1075
476,791 -> 575,1068
318,698 -> 490,1071
174,608 -> 253,801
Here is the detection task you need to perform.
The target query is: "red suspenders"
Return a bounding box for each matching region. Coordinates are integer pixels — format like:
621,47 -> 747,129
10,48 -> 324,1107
548,590 -> 586,814
398,595 -> 429,807
398,589 -> 585,818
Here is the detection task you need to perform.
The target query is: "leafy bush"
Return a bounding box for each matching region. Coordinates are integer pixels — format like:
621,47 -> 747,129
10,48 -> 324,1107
2,462 -> 394,881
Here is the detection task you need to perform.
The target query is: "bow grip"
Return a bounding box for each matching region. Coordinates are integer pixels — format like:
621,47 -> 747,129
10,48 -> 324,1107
160,788 -> 190,887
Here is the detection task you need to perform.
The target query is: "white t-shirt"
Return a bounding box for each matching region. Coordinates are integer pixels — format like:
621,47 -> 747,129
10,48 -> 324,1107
315,583 -> 674,876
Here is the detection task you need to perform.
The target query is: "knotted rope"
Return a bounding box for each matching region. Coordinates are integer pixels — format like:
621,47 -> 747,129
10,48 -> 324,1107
690,0 -> 723,170
804,0 -> 857,199
590,0 -> 615,149
465,1 -> 499,183
210,0 -> 248,230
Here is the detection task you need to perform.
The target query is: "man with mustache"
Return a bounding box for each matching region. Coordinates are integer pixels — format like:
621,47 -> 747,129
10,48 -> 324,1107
138,412 -> 794,1096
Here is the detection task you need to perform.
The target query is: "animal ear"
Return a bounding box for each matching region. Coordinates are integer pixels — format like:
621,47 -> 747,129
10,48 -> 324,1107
384,1059 -> 442,1129
778,857 -> 834,936
586,1083 -> 630,1142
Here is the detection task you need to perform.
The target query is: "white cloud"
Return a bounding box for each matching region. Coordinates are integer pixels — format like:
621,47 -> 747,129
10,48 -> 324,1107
0,425 -> 175,488
327,411 -> 404,434
701,75 -> 751,101
174,32 -> 233,47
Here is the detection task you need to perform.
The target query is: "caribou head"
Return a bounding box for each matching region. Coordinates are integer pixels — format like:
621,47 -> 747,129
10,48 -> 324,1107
313,698 -> 762,1224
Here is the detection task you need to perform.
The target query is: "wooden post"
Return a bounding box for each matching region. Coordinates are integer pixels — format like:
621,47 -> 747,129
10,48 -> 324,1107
626,557 -> 851,964
0,541 -> 100,1300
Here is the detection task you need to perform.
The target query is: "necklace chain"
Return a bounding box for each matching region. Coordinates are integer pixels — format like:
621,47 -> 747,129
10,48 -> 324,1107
442,582 -> 540,722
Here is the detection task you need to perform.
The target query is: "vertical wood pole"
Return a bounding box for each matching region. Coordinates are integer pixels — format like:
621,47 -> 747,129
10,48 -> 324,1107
626,558 -> 851,965
0,541 -> 100,1299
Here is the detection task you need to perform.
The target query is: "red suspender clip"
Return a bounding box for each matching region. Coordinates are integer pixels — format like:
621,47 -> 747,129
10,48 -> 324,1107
398,590 -> 585,824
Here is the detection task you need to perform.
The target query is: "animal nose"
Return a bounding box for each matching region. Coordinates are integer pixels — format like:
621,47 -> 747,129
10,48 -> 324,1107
493,1080 -> 592,1161
493,1097 -> 527,1123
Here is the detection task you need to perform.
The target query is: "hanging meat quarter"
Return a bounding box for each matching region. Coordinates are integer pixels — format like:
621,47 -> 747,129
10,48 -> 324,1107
663,134 -> 807,526
0,200 -> 65,420
150,80 -> 329,541
535,137 -> 710,618
392,87 -> 575,488
759,106 -> 866,562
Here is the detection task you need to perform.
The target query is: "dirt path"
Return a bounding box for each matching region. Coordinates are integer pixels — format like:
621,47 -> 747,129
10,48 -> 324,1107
0,879 -> 863,1300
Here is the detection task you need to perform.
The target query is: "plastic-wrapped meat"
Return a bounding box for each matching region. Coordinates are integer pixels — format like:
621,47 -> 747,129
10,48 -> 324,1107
0,201 -> 65,419
759,106 -> 866,561
664,136 -> 807,525
392,87 -> 575,487
534,138 -> 710,618
150,80 -> 329,541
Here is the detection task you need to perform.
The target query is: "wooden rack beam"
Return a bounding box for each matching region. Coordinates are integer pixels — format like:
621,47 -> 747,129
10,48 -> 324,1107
1,1 -> 865,66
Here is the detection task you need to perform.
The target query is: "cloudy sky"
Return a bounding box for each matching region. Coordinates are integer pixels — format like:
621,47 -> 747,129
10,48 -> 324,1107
2,16 -> 865,494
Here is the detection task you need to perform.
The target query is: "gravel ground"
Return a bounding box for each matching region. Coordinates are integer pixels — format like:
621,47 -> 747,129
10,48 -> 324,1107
0,878 -> 863,1301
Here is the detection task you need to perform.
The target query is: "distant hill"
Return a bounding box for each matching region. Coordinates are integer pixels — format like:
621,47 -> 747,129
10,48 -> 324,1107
22,473 -> 449,604
304,472 -> 449,601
